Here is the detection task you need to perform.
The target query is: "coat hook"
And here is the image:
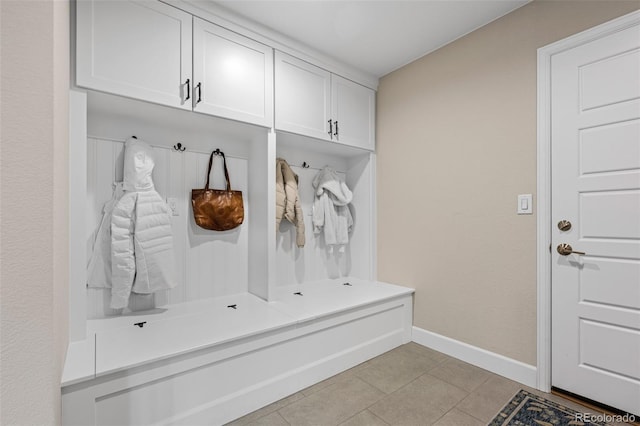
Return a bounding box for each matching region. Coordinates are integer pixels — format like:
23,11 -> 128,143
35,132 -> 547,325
302,162 -> 310,168
131,135 -> 138,139
212,148 -> 223,156
173,142 -> 186,152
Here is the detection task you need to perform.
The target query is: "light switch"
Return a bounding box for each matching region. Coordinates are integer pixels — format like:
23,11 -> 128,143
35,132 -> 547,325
517,194 -> 533,215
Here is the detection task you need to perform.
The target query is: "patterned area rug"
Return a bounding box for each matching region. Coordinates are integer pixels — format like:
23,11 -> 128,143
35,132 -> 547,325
489,390 -> 606,426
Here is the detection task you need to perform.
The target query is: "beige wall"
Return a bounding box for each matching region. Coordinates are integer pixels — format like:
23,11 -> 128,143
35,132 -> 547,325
377,0 -> 639,366
0,1 -> 69,424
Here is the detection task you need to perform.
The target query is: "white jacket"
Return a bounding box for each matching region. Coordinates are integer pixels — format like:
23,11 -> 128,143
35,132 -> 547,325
312,166 -> 353,251
87,182 -> 125,288
109,137 -> 177,309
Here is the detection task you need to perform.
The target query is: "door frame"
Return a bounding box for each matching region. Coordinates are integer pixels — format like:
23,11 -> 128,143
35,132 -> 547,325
536,9 -> 640,392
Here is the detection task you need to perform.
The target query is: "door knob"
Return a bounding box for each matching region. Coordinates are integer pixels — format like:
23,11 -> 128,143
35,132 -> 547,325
557,243 -> 585,256
557,220 -> 572,231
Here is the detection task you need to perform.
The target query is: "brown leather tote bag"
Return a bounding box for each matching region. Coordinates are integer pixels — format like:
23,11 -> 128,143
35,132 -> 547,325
191,150 -> 244,231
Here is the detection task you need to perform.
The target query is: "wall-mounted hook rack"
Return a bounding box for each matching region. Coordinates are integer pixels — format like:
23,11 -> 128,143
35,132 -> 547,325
173,142 -> 186,152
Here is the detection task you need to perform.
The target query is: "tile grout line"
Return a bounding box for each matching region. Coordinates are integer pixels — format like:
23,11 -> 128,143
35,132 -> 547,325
362,370 -> 473,425
428,409 -> 449,426
273,392 -> 308,425
369,409 -> 391,426
418,370 -> 472,398
456,405 -> 493,424
465,387 -> 522,424
336,409 -> 363,426
338,409 -> 389,426
275,411 -> 292,426
361,370 -> 425,399
235,392 -> 305,425
423,365 -> 494,395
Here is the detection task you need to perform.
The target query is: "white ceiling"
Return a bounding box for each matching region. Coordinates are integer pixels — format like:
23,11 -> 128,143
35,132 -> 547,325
214,0 -> 530,78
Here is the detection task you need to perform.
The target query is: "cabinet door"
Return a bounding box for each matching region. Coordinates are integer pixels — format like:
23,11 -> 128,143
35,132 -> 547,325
275,52 -> 332,141
76,0 -> 192,110
331,75 -> 376,150
193,18 -> 273,127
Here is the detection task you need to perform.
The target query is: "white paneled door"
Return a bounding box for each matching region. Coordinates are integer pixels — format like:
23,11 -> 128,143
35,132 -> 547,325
551,22 -> 640,415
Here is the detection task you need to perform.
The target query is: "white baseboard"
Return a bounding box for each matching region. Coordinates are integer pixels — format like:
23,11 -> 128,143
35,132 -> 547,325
412,326 -> 537,389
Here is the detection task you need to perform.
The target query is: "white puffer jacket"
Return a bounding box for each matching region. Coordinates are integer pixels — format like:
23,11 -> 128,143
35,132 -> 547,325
87,182 -> 125,288
110,137 -> 177,309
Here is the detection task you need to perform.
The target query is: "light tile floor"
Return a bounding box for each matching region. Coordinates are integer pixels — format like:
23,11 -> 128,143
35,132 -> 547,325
226,342 -> 633,426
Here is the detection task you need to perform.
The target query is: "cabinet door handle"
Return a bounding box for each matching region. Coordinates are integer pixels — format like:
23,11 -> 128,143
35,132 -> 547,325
334,120 -> 339,138
328,119 -> 333,139
195,82 -> 202,106
184,78 -> 190,101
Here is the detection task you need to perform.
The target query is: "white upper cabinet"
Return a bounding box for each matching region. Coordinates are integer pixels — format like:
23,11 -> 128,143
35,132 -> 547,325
192,18 -> 273,127
331,75 -> 376,151
76,0 -> 192,110
275,51 -> 376,150
76,1 -> 273,127
275,52 -> 332,141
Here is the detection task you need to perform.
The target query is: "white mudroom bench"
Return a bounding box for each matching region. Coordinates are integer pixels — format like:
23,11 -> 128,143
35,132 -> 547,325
61,278 -> 414,425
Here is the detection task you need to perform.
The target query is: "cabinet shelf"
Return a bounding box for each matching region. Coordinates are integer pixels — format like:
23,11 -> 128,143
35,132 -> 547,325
276,130 -> 374,159
86,90 -> 267,156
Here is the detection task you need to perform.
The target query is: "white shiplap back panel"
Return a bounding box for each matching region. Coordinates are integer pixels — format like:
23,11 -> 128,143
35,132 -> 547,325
86,137 -> 249,318
346,154 -> 374,280
185,151 -> 249,301
160,150 -> 187,307
86,138 -> 98,270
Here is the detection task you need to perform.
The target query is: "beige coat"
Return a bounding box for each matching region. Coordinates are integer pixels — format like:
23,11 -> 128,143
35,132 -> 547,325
276,158 -> 305,247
